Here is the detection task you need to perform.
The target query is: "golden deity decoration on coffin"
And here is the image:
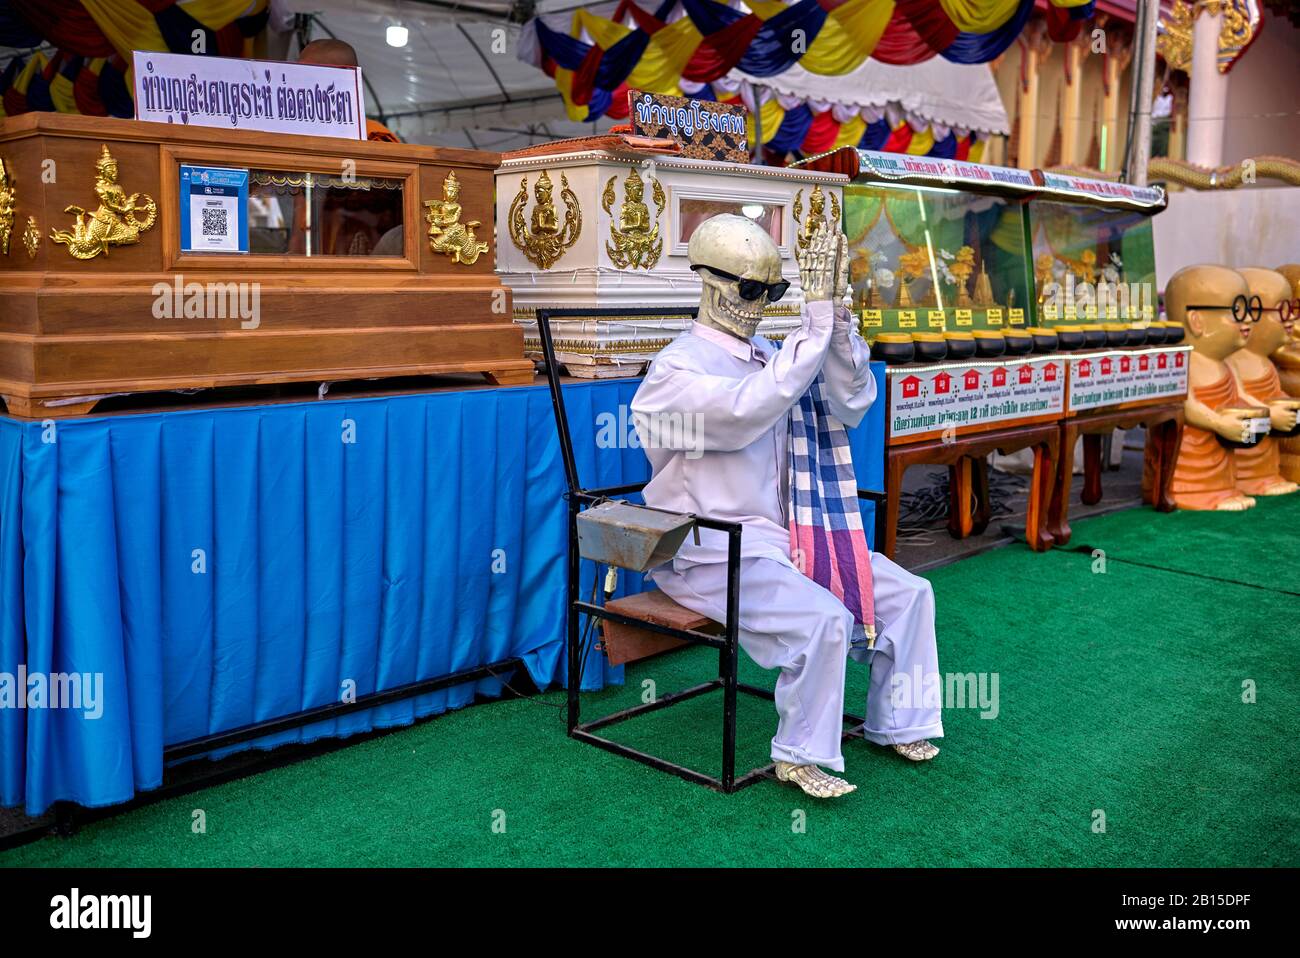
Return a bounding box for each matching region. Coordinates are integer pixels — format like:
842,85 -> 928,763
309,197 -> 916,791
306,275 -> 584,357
22,216 -> 39,258
793,183 -> 841,252
0,157 -> 15,255
602,167 -> 666,270
509,169 -> 581,269
424,171 -> 489,265
50,144 -> 157,260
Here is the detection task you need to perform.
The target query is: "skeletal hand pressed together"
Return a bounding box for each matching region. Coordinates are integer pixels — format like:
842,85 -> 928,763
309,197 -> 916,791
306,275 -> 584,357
796,222 -> 850,305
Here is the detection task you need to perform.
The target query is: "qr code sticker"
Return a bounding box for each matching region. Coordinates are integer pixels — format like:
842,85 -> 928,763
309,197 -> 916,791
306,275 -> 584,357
201,206 -> 229,237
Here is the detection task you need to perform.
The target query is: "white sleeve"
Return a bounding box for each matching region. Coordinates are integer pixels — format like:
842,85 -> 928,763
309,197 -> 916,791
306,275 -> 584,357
820,302 -> 877,428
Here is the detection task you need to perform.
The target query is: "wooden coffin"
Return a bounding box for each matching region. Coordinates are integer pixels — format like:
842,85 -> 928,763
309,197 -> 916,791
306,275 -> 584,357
0,113 -> 531,419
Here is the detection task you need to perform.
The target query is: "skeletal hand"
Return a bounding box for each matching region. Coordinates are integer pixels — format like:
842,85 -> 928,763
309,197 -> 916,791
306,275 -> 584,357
797,223 -> 838,303
833,231 -> 850,304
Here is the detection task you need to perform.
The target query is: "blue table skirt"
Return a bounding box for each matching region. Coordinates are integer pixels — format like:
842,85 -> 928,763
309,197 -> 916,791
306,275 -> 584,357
0,369 -> 884,814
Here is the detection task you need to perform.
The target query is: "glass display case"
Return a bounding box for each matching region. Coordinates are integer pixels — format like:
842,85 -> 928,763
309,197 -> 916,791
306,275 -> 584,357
844,179 -> 1033,338
1028,197 -> 1158,326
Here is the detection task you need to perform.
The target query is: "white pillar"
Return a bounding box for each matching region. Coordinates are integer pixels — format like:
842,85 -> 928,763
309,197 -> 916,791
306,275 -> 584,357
1186,9 -> 1228,167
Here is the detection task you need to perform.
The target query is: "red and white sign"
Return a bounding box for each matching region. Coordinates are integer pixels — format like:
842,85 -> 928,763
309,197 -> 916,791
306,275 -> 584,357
1066,347 -> 1190,412
888,356 -> 1066,441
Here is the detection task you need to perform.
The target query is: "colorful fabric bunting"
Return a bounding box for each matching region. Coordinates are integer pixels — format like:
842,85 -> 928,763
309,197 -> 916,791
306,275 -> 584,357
0,0 -> 269,118
683,82 -> 985,164
522,0 -> 1095,123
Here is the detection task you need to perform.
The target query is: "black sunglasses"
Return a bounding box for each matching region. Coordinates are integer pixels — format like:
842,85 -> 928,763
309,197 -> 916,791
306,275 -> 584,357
1186,294 -> 1263,325
691,264 -> 790,302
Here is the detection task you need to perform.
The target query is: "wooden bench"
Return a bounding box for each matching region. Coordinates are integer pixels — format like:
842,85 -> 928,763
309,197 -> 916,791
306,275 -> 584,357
600,590 -> 722,666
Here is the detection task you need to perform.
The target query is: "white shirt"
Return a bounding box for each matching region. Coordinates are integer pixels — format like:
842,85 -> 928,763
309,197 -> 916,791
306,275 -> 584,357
630,300 -> 876,568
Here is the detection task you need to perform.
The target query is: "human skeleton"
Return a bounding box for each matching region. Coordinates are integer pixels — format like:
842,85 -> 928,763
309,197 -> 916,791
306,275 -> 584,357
631,214 -> 943,800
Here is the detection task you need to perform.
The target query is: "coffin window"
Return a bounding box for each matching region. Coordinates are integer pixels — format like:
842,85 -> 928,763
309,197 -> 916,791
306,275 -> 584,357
247,170 -> 404,256
678,198 -> 784,246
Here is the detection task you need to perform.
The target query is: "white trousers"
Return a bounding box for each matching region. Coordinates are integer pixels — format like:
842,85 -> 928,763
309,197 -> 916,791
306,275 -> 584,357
651,553 -> 943,771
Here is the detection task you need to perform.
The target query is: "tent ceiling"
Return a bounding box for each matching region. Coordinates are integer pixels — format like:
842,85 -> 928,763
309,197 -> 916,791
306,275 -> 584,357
280,0 -> 626,149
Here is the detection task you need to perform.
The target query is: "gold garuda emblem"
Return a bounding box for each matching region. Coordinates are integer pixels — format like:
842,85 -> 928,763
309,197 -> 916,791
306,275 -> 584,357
793,184 -> 841,251
509,169 -> 581,270
0,157 -> 15,256
602,167 -> 666,270
424,171 -> 488,266
50,144 -> 157,260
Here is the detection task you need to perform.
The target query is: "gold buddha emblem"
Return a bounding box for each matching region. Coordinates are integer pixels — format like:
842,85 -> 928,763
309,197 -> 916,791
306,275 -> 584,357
22,217 -> 40,258
793,183 -> 841,252
508,169 -> 581,270
424,171 -> 488,266
50,144 -> 157,260
602,167 -> 665,270
0,157 -> 15,256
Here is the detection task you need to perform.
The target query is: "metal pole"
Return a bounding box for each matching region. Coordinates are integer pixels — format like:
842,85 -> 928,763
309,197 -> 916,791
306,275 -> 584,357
721,527 -> 742,790
1124,0 -> 1160,185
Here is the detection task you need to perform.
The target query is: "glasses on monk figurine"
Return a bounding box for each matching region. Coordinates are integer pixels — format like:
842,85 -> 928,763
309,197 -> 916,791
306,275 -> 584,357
692,264 -> 790,302
1186,294 -> 1263,325
1261,299 -> 1300,324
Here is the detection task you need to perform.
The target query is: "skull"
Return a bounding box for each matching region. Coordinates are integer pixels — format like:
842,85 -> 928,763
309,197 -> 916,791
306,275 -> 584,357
688,214 -> 783,341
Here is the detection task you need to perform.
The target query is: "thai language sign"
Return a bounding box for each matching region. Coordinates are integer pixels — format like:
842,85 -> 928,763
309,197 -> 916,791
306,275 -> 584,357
628,90 -> 749,162
1066,347 -> 1190,413
887,357 -> 1066,442
133,51 -> 365,140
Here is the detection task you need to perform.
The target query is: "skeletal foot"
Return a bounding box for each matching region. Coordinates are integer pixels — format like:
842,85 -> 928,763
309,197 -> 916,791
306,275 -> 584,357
774,761 -> 856,798
892,740 -> 940,762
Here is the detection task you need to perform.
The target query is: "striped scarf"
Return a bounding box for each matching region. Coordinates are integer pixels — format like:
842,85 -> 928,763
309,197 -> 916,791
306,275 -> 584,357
787,373 -> 876,653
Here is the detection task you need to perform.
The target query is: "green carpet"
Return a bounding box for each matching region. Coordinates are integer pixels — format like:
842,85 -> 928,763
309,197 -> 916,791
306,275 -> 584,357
4,502 -> 1298,867
1067,491 -> 1300,593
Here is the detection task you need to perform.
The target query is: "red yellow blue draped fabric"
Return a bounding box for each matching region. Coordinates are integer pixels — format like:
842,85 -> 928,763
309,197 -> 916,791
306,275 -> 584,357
688,81 -> 987,163
522,0 -> 1095,123
0,0 -> 270,118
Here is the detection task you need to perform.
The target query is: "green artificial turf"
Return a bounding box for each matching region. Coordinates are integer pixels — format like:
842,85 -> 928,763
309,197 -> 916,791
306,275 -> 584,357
3,502 -> 1298,867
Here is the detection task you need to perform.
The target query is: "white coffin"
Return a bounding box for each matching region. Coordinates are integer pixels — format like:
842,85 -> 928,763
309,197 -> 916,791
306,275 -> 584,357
495,149 -> 848,377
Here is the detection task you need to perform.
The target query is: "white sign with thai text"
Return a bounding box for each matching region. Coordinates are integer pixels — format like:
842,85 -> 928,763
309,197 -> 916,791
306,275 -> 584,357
887,357 -> 1066,441
133,51 -> 365,140
1066,347 -> 1190,412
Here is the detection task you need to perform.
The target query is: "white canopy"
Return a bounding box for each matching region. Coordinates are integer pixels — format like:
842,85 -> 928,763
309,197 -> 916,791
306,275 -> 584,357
724,57 -> 1010,137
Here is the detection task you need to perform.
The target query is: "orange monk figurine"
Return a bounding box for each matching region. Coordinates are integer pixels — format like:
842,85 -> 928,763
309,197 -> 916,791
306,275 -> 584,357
1166,265 -> 1259,511
1273,264 -> 1300,481
1226,268 -> 1299,495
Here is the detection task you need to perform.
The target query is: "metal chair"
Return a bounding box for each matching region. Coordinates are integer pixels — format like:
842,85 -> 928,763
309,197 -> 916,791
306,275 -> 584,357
536,307 -> 869,793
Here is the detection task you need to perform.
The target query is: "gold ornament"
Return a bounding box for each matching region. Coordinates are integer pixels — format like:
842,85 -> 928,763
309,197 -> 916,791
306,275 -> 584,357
896,246 -> 930,308
950,246 -> 976,307
0,157 -> 15,256
424,171 -> 488,266
1035,253 -> 1056,304
972,261 -> 995,306
602,168 -> 665,270
1158,1 -> 1260,75
793,184 -> 841,251
22,216 -> 39,259
50,144 -> 156,260
508,169 -> 581,270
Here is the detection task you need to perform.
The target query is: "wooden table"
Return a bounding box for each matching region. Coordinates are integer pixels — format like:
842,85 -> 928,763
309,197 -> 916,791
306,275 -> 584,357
875,421 -> 1060,559
1046,402 -> 1184,546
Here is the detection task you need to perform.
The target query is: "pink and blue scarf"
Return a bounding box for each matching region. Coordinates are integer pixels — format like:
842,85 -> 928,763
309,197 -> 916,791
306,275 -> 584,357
788,373 -> 876,653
